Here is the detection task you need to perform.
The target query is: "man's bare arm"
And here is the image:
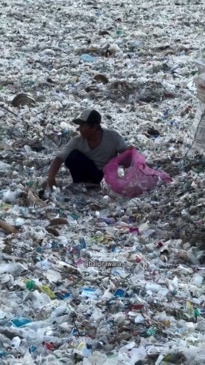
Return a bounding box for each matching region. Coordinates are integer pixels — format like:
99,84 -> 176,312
47,156 -> 64,188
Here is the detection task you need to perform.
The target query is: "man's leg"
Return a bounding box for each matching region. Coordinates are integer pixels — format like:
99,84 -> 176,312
65,150 -> 103,183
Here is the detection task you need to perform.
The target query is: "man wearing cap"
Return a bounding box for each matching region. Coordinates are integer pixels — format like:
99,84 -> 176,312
46,109 -> 130,188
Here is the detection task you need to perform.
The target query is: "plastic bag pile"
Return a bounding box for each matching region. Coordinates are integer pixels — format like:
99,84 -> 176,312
0,0 -> 205,364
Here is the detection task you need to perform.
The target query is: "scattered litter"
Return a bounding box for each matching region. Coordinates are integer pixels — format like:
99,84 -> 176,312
0,0 -> 205,364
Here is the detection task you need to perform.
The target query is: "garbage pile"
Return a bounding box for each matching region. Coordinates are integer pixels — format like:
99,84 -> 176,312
0,0 -> 205,364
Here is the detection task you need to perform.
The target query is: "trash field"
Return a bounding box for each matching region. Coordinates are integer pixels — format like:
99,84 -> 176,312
0,0 -> 205,364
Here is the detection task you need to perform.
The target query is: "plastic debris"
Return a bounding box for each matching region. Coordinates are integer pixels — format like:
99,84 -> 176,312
0,0 -> 205,364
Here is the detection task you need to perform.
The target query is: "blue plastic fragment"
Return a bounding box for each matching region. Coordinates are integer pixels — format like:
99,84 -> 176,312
10,317 -> 31,327
80,54 -> 96,63
29,345 -> 37,353
114,288 -> 125,297
0,350 -> 7,358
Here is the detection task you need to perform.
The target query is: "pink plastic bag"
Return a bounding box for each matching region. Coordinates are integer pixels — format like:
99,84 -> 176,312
103,148 -> 172,197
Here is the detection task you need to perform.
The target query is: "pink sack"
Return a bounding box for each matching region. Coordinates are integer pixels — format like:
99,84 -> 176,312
103,148 -> 172,197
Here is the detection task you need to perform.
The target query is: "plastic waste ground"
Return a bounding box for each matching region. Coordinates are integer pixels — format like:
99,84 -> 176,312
0,0 -> 205,364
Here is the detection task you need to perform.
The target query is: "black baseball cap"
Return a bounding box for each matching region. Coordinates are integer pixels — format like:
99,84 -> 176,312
72,109 -> 101,125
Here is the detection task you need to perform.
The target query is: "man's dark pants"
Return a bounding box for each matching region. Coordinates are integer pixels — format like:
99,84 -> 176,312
65,150 -> 103,183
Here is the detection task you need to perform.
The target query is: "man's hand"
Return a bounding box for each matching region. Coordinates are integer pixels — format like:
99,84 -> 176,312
41,178 -> 56,190
42,157 -> 63,190
47,177 -> 57,189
